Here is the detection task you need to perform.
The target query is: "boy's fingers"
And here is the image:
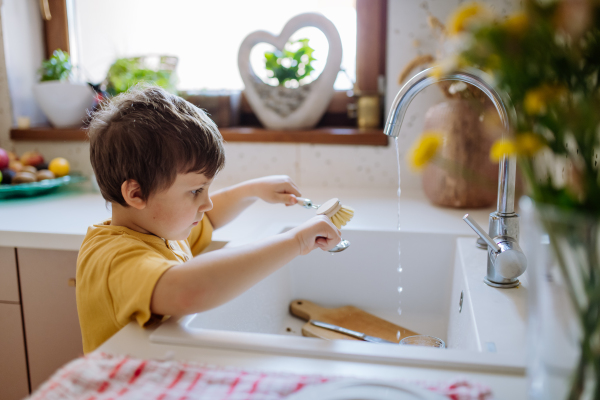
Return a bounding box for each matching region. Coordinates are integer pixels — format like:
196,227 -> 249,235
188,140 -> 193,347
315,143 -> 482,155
319,215 -> 342,237
317,237 -> 342,251
316,221 -> 342,251
316,237 -> 327,246
282,182 -> 301,197
280,193 -> 298,205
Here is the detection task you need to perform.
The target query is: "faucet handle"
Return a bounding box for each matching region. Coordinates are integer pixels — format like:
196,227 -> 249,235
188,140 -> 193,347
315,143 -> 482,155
462,214 -> 501,252
463,213 -> 527,286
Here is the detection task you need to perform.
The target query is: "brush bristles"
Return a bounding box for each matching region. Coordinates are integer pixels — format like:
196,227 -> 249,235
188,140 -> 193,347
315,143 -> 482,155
330,205 -> 354,229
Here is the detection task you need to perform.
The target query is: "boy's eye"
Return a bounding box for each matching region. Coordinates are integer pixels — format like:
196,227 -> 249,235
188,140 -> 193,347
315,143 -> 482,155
192,188 -> 204,196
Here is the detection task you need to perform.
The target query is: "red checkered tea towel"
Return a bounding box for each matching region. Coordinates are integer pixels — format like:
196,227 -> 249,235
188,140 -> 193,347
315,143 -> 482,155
28,352 -> 493,400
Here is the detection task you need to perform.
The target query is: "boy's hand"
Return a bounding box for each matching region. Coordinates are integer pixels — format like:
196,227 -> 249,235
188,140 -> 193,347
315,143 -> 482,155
248,175 -> 301,206
290,215 -> 342,255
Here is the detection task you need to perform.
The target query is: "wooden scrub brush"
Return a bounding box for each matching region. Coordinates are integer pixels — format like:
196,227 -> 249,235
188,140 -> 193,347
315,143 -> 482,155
296,197 -> 354,229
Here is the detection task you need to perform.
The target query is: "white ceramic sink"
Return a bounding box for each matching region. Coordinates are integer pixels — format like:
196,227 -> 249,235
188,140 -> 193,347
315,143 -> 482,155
150,228 -> 528,373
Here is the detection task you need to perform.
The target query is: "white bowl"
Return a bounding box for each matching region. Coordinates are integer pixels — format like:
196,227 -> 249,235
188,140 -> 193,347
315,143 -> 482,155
33,81 -> 95,128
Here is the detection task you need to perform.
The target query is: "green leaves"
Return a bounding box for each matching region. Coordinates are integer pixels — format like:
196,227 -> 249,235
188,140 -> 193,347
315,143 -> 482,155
264,38 -> 316,86
106,57 -> 177,96
38,49 -> 72,82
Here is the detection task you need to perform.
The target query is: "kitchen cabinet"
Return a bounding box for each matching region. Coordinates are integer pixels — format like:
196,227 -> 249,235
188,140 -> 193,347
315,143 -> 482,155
0,247 -> 30,400
0,246 -> 20,302
0,304 -> 30,399
18,248 -> 82,392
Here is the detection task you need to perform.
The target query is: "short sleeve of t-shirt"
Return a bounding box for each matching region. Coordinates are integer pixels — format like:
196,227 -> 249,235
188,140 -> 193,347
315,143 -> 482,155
108,242 -> 178,329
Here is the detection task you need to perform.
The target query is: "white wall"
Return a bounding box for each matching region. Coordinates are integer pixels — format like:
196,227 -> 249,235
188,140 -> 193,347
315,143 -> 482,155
3,0 -> 518,193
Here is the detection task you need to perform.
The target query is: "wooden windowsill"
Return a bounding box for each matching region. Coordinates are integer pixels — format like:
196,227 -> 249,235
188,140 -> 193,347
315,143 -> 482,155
10,126 -> 389,146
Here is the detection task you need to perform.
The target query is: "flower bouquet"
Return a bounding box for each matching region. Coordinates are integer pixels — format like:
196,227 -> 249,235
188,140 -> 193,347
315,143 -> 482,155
408,1 -> 600,398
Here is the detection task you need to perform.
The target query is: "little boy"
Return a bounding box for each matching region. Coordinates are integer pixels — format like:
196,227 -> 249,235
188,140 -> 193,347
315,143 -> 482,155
77,86 -> 341,353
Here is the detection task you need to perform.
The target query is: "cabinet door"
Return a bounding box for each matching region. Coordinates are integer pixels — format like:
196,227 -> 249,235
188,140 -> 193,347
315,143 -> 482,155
18,248 -> 82,391
0,303 -> 30,399
0,247 -> 19,302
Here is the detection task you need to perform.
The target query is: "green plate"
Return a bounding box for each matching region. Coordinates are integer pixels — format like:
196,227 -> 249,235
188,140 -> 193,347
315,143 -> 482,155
0,175 -> 87,199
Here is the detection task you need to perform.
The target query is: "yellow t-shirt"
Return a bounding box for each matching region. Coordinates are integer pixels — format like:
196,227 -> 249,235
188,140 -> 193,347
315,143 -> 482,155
76,217 -> 213,353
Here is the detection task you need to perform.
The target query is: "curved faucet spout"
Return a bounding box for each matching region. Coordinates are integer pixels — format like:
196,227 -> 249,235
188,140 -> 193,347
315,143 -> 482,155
384,67 -> 526,288
384,68 -> 515,138
384,67 -> 517,215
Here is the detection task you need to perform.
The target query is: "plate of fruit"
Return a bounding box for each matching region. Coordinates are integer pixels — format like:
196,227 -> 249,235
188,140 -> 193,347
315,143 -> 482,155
0,148 -> 86,199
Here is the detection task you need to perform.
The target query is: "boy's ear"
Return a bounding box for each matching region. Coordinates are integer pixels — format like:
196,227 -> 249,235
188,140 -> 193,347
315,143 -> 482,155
121,179 -> 147,210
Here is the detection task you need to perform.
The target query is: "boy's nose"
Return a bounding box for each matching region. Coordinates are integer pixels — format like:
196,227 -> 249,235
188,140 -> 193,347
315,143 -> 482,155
199,197 -> 213,212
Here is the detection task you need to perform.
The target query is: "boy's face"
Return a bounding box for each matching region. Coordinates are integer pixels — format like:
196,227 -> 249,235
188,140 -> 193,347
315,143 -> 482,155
142,172 -> 214,240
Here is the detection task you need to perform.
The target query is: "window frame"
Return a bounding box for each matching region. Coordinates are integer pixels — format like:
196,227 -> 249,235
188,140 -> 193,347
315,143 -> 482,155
12,0 -> 388,146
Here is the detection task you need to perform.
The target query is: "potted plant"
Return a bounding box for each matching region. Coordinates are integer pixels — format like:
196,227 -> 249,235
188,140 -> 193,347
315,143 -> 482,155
238,12 -> 342,130
33,49 -> 95,128
104,55 -> 178,96
250,38 -> 317,122
264,38 -> 316,88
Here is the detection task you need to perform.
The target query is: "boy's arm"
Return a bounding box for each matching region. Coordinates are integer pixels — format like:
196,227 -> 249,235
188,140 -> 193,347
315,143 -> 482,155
151,216 -> 340,316
206,175 -> 301,230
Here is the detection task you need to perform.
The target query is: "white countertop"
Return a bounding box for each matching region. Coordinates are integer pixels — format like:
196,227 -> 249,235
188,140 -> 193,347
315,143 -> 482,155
0,184 -> 495,250
1,185 -> 527,398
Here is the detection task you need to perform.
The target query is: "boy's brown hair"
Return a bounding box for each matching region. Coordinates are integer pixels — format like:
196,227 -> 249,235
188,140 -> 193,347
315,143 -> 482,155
88,85 -> 225,206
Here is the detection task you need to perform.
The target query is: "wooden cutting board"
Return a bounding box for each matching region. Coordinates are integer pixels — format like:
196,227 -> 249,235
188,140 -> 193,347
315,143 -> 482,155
289,299 -> 419,343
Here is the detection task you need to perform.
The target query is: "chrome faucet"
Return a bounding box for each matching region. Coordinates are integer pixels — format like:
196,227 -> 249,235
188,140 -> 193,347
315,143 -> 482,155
384,67 -> 527,288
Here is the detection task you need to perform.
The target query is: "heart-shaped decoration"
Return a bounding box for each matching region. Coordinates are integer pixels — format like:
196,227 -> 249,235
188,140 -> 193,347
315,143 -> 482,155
238,13 -> 342,130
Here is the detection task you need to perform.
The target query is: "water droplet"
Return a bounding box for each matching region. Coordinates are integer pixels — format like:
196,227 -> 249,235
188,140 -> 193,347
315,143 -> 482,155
397,307 -> 403,315
396,331 -> 401,340
397,266 -> 403,273
397,287 -> 403,293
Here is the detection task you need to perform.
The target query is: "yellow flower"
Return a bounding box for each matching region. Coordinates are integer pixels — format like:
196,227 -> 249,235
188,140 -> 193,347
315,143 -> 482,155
503,12 -> 529,34
490,139 -> 517,162
516,133 -> 545,157
524,88 -> 548,115
447,2 -> 494,36
524,85 -> 567,115
429,66 -> 443,80
409,131 -> 444,170
429,58 -> 459,80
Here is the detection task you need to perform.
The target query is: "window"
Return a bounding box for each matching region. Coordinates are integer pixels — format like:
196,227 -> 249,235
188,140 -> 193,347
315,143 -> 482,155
14,0 -> 387,145
68,0 -> 357,92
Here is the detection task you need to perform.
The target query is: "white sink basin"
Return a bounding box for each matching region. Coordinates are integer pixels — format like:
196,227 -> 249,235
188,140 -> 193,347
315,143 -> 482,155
150,228 -> 527,373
